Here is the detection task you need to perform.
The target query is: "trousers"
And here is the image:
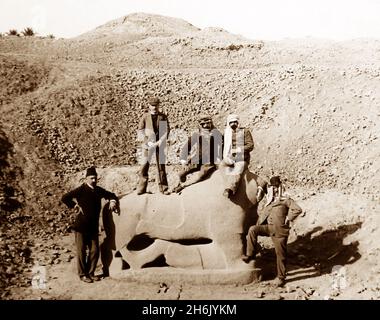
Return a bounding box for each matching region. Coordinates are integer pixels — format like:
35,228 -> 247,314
75,232 -> 99,277
137,146 -> 168,193
178,163 -> 216,184
246,225 -> 288,280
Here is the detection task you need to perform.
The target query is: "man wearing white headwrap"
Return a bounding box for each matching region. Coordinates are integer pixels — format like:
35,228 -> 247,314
220,114 -> 254,198
243,176 -> 303,288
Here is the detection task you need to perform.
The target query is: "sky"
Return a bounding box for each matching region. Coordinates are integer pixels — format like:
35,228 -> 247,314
0,0 -> 380,40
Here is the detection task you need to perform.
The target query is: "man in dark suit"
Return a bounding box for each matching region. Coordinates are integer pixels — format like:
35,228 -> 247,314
242,176 -> 302,287
136,96 -> 170,195
62,167 -> 118,283
173,114 -> 223,193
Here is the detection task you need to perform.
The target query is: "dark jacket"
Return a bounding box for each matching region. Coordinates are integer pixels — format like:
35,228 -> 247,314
62,183 -> 118,235
138,112 -> 170,142
180,129 -> 223,165
257,198 -> 302,237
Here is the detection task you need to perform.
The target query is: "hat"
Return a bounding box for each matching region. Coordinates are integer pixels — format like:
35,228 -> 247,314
198,114 -> 212,123
85,167 -> 97,177
269,176 -> 281,186
147,97 -> 160,106
227,114 -> 239,124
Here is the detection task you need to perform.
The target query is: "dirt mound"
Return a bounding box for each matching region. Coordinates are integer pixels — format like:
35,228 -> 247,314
54,13 -> 263,69
79,13 -> 200,41
0,13 -> 379,299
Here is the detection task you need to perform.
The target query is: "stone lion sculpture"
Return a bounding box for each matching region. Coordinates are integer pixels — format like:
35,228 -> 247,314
101,168 -> 266,283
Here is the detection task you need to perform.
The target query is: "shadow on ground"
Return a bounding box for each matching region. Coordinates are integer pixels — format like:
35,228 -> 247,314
256,223 -> 362,282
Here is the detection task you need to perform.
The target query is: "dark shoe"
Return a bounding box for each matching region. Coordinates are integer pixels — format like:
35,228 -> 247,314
223,189 -> 233,198
136,178 -> 148,195
173,185 -> 184,194
242,255 -> 255,263
80,276 -> 93,283
161,190 -> 170,195
255,242 -> 263,253
273,278 -> 285,288
90,275 -> 102,282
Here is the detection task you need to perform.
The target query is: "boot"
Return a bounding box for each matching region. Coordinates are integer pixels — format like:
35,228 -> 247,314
137,177 -> 148,195
273,277 -> 285,288
173,184 -> 184,194
179,172 -> 187,183
159,185 -> 170,195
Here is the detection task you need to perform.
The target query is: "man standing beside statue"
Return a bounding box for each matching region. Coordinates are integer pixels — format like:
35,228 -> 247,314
243,176 -> 303,287
61,167 -> 119,283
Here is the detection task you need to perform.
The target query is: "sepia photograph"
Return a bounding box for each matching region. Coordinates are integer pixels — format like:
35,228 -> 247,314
0,0 -> 379,307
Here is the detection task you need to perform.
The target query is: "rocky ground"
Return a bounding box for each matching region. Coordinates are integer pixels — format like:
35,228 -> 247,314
0,13 -> 379,300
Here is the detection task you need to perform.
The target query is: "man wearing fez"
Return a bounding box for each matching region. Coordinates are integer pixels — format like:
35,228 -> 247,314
62,167 -> 118,283
136,96 -> 170,195
173,114 -> 223,193
243,176 -> 302,287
